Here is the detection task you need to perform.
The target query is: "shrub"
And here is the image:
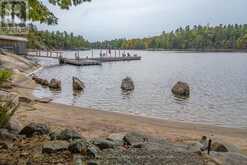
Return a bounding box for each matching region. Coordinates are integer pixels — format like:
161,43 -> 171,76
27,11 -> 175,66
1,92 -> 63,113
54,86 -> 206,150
0,93 -> 19,128
0,69 -> 12,83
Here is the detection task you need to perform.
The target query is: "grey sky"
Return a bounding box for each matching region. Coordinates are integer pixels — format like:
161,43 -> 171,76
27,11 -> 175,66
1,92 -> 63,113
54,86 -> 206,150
38,0 -> 246,41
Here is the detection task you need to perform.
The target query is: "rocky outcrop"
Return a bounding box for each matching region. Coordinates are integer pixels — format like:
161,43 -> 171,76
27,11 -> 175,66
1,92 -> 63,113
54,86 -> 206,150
48,78 -> 61,90
0,125 -> 216,165
72,77 -> 85,91
0,52 -> 39,73
121,77 -> 135,91
19,123 -> 49,137
0,120 -> 244,165
171,81 -> 190,97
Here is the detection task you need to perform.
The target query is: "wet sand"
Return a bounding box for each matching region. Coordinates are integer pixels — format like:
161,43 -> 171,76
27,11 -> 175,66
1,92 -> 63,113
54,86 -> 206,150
12,77 -> 247,154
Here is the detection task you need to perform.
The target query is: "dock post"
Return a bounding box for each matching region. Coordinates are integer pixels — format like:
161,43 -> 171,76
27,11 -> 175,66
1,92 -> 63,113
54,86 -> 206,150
100,49 -> 102,57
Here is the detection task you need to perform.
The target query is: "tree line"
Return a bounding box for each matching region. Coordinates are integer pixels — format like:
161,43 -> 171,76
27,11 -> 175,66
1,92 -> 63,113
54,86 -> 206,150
28,26 -> 90,50
91,24 -> 247,50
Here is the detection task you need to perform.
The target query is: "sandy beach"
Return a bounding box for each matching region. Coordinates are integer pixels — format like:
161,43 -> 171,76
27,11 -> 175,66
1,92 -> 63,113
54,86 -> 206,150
12,75 -> 247,154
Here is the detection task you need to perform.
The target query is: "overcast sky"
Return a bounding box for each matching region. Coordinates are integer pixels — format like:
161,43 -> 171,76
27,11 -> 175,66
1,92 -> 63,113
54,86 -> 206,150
38,0 -> 246,41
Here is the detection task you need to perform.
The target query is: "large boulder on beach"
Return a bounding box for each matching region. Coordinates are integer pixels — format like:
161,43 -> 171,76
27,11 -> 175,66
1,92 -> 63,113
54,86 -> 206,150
57,129 -> 82,141
72,77 -> 85,91
93,139 -> 116,150
42,140 -> 69,154
48,78 -> 61,90
211,142 -> 228,152
68,140 -> 87,154
121,77 -> 135,91
0,128 -> 19,141
123,132 -> 148,145
171,81 -> 190,97
4,116 -> 23,134
19,123 -> 49,137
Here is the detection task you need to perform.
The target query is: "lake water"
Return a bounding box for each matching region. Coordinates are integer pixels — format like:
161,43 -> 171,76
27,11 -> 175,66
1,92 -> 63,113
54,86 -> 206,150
32,50 -> 247,128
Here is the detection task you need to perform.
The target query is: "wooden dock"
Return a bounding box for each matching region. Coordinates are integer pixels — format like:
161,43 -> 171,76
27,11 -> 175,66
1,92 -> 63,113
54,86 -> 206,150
27,50 -> 142,66
59,58 -> 102,66
88,56 -> 141,62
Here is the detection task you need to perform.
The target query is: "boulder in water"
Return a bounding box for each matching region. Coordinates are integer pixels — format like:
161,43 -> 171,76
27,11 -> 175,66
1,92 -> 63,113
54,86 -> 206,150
49,78 -> 61,90
40,79 -> 49,86
72,77 -> 85,91
121,77 -> 135,91
171,81 -> 190,97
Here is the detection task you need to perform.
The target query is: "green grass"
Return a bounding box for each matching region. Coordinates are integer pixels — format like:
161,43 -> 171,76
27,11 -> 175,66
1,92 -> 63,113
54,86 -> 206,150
0,69 -> 16,127
0,100 -> 16,128
0,69 -> 12,83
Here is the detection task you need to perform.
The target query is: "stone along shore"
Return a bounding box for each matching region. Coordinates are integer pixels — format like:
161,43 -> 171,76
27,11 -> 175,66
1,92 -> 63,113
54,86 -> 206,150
1,121 -> 246,165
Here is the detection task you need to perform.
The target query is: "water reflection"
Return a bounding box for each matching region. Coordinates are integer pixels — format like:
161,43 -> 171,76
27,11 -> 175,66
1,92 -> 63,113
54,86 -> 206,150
171,95 -> 190,106
33,50 -> 247,128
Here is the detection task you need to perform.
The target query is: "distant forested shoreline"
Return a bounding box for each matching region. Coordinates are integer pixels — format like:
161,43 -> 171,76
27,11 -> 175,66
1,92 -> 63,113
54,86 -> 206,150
91,24 -> 247,50
28,24 -> 247,51
28,26 -> 90,50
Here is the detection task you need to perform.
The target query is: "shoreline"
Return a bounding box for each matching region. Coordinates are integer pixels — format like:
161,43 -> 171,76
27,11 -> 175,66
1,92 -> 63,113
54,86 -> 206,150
6,56 -> 246,154
42,99 -> 247,129
12,75 -> 247,153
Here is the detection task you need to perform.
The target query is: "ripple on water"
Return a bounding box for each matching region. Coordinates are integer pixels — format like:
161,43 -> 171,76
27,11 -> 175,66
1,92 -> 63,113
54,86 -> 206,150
33,51 -> 247,128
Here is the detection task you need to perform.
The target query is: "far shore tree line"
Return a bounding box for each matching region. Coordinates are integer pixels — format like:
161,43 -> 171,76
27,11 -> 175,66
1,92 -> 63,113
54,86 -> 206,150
91,24 -> 247,50
28,26 -> 90,50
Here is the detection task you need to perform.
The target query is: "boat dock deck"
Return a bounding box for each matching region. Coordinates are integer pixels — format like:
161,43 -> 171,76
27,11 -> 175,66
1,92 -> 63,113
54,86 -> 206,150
60,58 -> 102,66
88,56 -> 141,62
59,56 -> 141,66
27,50 -> 142,66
